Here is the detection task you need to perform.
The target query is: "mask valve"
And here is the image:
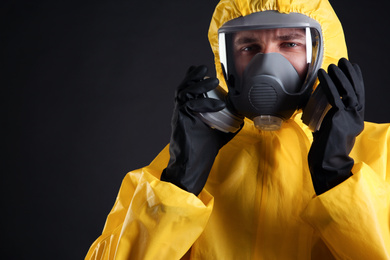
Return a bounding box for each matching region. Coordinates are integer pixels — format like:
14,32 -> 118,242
253,115 -> 283,131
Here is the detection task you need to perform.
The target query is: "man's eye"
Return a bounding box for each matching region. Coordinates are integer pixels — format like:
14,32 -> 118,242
282,42 -> 300,48
241,45 -> 261,52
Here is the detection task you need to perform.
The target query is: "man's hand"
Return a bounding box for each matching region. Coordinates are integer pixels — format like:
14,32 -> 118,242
161,65 -> 240,195
308,58 -> 365,195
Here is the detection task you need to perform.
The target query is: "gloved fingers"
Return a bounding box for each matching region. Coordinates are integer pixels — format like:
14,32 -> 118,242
338,58 -> 365,108
184,65 -> 208,84
328,63 -> 359,109
186,65 -> 197,75
352,63 -> 364,83
183,77 -> 219,96
317,68 -> 344,108
177,65 -> 211,101
178,77 -> 219,102
352,63 -> 365,108
186,98 -> 226,113
338,58 -> 360,88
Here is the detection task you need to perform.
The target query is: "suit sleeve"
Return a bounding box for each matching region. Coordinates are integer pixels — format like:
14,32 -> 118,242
302,123 -> 390,259
85,146 -> 214,260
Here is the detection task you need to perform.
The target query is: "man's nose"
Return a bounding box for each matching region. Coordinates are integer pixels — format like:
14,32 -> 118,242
261,44 -> 278,54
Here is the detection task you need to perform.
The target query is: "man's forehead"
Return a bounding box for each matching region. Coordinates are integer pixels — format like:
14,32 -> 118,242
233,28 -> 306,41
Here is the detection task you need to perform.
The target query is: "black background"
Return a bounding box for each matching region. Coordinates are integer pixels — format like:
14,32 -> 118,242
3,1 -> 389,259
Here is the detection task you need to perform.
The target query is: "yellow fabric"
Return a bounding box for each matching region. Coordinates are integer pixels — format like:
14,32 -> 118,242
86,149 -> 214,259
86,0 -> 390,259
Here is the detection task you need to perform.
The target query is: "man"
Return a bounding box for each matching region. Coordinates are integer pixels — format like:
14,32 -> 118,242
86,0 -> 390,259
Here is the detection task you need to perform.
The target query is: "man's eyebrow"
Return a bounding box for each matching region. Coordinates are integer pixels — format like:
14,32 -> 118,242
276,33 -> 306,41
234,36 -> 257,45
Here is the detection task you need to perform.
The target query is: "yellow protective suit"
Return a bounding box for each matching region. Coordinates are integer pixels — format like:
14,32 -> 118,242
86,0 -> 390,259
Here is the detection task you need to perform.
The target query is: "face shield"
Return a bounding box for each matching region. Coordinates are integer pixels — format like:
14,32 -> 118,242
219,11 -> 323,130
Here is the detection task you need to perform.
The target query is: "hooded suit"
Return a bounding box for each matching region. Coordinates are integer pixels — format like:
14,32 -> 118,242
86,0 -> 390,259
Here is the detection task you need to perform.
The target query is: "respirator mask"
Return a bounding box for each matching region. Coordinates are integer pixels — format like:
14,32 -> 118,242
198,11 -> 328,132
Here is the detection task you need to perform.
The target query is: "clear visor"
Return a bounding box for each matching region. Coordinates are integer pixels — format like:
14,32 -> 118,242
219,27 -> 321,94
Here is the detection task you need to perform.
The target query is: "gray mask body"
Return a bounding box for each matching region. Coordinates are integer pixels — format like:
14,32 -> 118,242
229,52 -> 303,130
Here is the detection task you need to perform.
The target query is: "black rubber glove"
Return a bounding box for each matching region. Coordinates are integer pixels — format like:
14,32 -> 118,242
308,58 -> 365,195
161,65 -> 240,195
